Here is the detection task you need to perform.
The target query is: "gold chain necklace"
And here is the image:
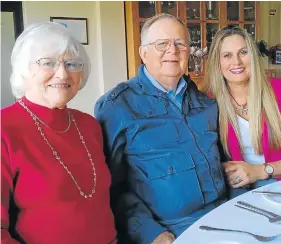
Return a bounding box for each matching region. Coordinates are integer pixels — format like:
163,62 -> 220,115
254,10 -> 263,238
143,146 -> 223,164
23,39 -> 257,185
18,99 -> 97,199
33,111 -> 72,133
17,100 -> 72,133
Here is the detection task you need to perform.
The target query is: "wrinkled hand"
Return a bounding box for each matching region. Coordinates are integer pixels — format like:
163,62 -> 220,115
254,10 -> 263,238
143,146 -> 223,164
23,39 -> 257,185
151,231 -> 175,244
223,161 -> 265,188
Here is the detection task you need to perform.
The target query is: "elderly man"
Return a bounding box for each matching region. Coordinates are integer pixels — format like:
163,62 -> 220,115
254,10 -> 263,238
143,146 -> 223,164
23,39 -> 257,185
95,13 -> 227,244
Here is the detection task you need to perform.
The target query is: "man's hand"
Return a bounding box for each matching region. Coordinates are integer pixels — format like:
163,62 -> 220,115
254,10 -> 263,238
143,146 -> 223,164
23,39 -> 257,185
223,161 -> 266,188
151,231 -> 175,244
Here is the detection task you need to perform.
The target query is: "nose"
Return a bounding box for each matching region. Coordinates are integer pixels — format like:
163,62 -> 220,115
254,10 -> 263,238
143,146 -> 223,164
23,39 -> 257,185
232,54 -> 242,65
55,62 -> 69,79
166,41 -> 178,53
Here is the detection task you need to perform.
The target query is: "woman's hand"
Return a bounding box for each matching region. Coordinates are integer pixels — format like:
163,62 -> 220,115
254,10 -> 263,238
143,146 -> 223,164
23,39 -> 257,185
223,161 -> 267,188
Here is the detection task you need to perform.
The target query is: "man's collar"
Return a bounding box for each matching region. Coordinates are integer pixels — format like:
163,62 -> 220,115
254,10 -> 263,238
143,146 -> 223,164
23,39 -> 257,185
143,66 -> 167,93
129,64 -> 211,109
136,64 -> 190,97
143,66 -> 187,97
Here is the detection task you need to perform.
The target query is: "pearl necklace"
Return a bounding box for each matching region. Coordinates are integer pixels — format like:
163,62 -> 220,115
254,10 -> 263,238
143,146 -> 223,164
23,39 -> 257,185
18,99 -> 97,199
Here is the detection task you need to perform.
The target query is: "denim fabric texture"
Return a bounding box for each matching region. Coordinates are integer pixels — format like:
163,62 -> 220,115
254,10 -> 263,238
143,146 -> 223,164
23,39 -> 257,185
94,64 -> 227,244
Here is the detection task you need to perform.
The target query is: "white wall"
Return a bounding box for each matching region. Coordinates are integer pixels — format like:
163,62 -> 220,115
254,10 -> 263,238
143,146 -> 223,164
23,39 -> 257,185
22,1 -> 127,115
1,12 -> 16,108
96,2 -> 128,92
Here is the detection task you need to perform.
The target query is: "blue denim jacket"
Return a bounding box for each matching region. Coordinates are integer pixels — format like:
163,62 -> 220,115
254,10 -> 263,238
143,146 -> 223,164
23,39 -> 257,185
94,65 -> 227,244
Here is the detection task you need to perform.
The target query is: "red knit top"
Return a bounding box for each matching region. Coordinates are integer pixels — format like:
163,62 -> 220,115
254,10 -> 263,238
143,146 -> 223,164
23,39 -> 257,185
1,97 -> 116,244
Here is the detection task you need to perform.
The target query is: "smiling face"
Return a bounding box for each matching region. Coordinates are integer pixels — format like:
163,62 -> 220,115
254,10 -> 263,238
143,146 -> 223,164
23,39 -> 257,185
25,54 -> 82,109
219,34 -> 251,85
139,18 -> 189,88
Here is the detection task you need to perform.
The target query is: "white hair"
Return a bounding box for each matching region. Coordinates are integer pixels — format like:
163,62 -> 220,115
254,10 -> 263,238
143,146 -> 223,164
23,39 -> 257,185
140,13 -> 190,46
10,21 -> 91,98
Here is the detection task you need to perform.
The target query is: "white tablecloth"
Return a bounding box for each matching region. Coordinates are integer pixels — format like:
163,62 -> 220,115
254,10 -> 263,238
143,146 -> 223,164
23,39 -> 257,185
174,182 -> 281,244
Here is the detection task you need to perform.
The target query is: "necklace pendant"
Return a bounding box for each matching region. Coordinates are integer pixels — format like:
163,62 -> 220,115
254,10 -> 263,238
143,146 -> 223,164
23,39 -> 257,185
241,109 -> 248,115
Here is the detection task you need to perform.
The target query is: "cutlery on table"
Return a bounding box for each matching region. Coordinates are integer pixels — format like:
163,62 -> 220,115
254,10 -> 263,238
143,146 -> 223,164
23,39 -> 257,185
252,191 -> 281,196
199,225 -> 281,242
235,201 -> 281,224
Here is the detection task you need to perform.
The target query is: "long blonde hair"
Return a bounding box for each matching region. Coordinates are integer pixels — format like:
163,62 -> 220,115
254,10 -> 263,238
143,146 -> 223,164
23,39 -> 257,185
205,25 -> 281,157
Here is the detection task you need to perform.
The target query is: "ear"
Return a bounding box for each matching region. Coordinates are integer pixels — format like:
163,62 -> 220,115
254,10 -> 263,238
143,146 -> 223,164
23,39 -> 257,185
139,46 -> 147,65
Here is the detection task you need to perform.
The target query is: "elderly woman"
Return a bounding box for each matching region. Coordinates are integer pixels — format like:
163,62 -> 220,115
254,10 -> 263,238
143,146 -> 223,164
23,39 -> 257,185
1,22 -> 116,244
205,25 -> 281,198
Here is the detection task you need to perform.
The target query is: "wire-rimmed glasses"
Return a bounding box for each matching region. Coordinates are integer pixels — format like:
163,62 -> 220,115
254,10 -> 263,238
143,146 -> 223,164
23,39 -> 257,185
142,39 -> 188,51
35,58 -> 84,72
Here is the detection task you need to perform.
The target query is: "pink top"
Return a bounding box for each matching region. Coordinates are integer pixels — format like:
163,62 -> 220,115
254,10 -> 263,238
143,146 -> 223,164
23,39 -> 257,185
227,78 -> 281,179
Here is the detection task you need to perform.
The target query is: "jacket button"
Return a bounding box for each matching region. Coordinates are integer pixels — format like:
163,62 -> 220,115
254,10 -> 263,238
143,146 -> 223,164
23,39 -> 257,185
147,110 -> 152,116
111,92 -> 116,97
168,167 -> 175,173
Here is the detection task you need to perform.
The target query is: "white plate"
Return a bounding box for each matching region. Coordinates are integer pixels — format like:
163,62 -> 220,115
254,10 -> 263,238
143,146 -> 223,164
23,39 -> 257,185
207,241 -> 243,244
262,184 -> 281,206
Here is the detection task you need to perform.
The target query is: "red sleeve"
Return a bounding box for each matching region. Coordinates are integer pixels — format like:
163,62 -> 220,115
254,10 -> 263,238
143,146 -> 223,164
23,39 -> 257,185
1,139 -> 20,244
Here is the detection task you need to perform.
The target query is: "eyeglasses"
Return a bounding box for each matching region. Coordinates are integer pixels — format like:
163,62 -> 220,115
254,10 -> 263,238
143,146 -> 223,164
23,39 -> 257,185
35,58 -> 84,72
142,39 -> 188,51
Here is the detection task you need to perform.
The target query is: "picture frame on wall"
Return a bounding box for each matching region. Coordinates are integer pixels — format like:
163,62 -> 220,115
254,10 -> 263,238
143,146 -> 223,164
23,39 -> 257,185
50,17 -> 88,45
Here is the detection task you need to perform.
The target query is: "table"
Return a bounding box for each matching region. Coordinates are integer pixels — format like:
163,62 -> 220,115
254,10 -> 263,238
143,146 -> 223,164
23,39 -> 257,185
174,182 -> 281,244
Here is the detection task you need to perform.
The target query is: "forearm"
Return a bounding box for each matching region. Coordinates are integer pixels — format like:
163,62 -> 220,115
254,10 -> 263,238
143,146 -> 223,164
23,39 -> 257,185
114,192 -> 167,244
267,160 -> 281,178
257,160 -> 281,180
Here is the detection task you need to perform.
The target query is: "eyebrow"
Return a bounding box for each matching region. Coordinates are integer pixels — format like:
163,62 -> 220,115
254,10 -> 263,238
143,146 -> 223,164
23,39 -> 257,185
221,47 -> 247,55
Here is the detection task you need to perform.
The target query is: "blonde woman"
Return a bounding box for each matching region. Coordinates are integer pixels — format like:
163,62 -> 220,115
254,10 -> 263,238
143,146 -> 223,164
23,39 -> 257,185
205,25 -> 281,198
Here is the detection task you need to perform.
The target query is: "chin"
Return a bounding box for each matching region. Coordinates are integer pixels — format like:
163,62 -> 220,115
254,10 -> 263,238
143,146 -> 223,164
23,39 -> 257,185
44,92 -> 75,108
46,98 -> 70,109
50,102 -> 67,109
165,71 -> 183,77
227,74 -> 249,83
234,77 -> 249,83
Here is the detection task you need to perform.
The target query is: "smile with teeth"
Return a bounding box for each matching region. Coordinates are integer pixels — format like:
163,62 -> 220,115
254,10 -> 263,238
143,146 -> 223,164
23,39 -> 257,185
230,68 -> 245,74
48,84 -> 71,88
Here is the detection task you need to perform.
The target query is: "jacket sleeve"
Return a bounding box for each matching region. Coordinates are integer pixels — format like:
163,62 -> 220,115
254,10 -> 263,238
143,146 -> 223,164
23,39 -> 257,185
1,139 -> 21,244
94,99 -> 167,244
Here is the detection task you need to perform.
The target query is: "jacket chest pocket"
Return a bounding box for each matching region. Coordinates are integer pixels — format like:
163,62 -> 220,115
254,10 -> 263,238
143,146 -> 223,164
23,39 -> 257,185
135,153 -> 204,219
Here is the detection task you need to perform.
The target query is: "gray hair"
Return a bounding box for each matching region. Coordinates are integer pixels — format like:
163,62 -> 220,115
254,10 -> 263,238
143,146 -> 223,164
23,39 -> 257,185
10,21 -> 91,98
140,13 -> 189,45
